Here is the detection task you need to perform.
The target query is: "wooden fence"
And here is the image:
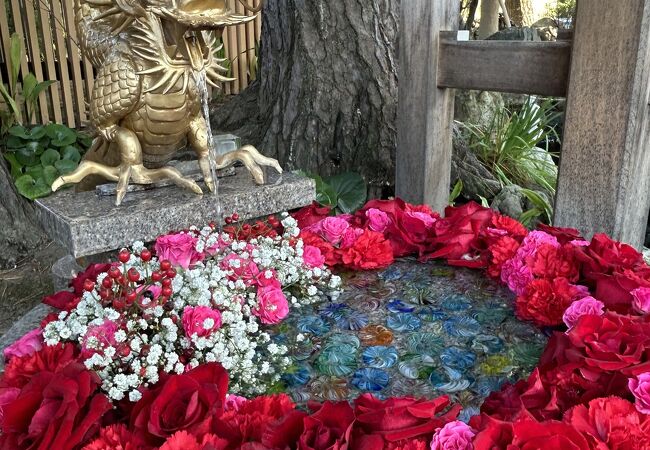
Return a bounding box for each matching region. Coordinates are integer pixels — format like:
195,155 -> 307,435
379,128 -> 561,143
0,0 -> 261,128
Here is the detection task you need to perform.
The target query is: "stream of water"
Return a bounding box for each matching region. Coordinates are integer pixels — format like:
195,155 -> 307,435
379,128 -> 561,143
195,70 -> 223,227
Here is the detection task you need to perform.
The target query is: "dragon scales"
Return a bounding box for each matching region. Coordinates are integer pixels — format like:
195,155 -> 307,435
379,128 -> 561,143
52,0 -> 280,205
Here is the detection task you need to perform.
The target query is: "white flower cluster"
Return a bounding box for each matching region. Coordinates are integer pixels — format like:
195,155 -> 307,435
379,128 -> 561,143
43,214 -> 341,402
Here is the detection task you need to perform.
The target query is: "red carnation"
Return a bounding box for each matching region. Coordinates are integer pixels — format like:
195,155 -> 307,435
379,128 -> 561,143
1,362 -> 111,450
341,229 -> 394,270
159,431 -> 229,450
82,424 -> 146,450
351,394 -> 461,449
515,277 -> 589,327
300,231 -> 341,267
490,213 -> 529,239
293,202 -> 332,229
486,236 -> 520,279
564,397 -> 650,450
130,363 -> 228,446
527,243 -> 580,282
1,343 -> 78,389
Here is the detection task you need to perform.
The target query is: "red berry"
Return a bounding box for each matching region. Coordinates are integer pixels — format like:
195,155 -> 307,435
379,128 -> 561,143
126,291 -> 137,304
165,268 -> 177,279
117,275 -> 126,286
160,260 -> 172,271
140,249 -> 152,262
118,249 -> 131,263
152,271 -> 163,282
119,346 -> 131,357
127,268 -> 140,282
225,217 -> 233,224
102,277 -> 113,289
162,287 -> 173,298
113,299 -> 125,310
242,224 -> 251,232
140,367 -> 146,376
100,288 -> 112,300
162,278 -> 172,287
83,279 -> 95,292
232,213 -> 240,221
109,267 -> 121,279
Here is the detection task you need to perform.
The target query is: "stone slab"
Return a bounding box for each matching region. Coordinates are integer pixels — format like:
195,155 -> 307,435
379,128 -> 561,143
34,170 -> 315,258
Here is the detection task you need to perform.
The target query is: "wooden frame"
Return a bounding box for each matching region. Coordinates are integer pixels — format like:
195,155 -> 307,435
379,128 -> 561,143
397,0 -> 650,248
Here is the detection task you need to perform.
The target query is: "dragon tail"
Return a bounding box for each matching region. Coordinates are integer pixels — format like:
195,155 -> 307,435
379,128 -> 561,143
75,0 -> 131,67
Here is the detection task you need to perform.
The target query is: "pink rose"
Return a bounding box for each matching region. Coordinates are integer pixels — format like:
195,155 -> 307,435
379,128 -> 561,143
154,233 -> 203,269
430,420 -> 475,450
629,372 -> 650,414
3,329 -> 43,361
81,320 -> 119,359
341,227 -> 364,249
224,394 -> 247,412
303,245 -> 326,268
319,217 -> 350,245
254,285 -> 289,324
562,296 -> 605,329
631,287 -> 650,314
501,258 -> 534,296
366,208 -> 391,233
182,306 -> 222,338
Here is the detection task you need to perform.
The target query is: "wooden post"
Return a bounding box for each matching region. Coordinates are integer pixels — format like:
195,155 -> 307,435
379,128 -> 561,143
554,0 -> 650,248
396,0 -> 459,213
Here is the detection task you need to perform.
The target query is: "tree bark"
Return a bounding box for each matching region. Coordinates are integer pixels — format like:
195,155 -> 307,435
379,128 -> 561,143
478,0 -> 500,39
211,0 -> 399,197
0,161 -> 47,269
505,0 -> 535,26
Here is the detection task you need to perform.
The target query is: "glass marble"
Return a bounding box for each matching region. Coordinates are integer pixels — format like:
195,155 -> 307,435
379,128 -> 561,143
268,258 -> 547,411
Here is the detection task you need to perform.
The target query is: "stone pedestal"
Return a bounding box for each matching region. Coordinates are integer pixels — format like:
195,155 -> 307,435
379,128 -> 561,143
34,169 -> 315,258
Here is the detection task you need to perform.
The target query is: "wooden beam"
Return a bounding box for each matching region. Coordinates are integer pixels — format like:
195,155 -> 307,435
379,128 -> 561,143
437,32 -> 572,97
396,0 -> 459,212
554,0 -> 650,248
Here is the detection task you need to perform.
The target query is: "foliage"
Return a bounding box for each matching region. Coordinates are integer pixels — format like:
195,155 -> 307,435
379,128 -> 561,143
3,124 -> 92,200
449,179 -> 464,206
519,188 -> 553,227
298,171 -> 368,214
0,33 -> 57,134
461,97 -> 561,224
546,0 -> 576,24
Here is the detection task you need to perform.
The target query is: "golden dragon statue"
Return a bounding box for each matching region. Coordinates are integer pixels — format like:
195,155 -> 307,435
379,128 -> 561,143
52,0 -> 279,206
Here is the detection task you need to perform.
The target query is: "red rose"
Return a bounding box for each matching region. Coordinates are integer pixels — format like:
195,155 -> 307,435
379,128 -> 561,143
515,277 -> 589,327
82,424 -> 147,450
214,394 -> 302,448
470,414 -> 515,450
70,263 -> 112,296
511,419 -> 590,449
130,363 -> 228,446
1,343 -> 78,388
42,290 -> 80,311
1,362 -> 111,450
564,397 -> 650,450
566,312 -> 650,376
486,236 -> 520,279
577,234 -> 644,281
341,229 -> 394,270
592,268 -> 650,314
537,224 -> 583,245
298,401 -> 354,450
351,394 -> 461,449
293,202 -> 332,229
527,243 -> 580,282
300,231 -> 341,267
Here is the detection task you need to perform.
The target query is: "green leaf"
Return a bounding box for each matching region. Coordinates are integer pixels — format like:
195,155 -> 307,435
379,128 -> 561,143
8,125 -> 46,140
30,80 -> 56,100
40,148 -> 61,166
0,82 -> 20,125
449,179 -> 463,205
3,153 -> 24,179
323,172 -> 367,214
45,124 -> 77,147
314,175 -> 338,208
25,164 -> 44,180
77,133 -> 94,149
24,141 -> 45,156
5,134 -> 26,149
42,165 -> 59,186
478,195 -> 490,208
15,146 -> 39,166
22,73 -> 37,98
9,34 -> 22,95
60,146 -> 81,163
54,159 -> 77,175
14,174 -> 51,200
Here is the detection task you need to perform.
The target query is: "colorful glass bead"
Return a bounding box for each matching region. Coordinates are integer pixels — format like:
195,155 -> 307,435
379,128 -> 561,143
362,346 -> 399,368
351,368 -> 390,391
359,325 -> 394,346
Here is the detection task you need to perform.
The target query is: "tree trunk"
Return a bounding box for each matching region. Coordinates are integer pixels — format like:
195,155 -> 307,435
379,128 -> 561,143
211,0 -> 399,198
505,0 -> 534,26
478,0 -> 500,39
0,161 -> 47,269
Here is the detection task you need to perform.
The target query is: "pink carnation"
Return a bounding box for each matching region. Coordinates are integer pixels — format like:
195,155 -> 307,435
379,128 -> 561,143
254,285 -> 289,324
224,394 -> 248,412
341,227 -> 364,249
182,306 -> 222,338
155,233 -> 204,269
562,296 -> 605,329
366,208 -> 391,232
631,287 -> 650,314
81,320 -> 119,359
629,372 -> 650,414
3,328 -> 43,361
303,245 -> 326,268
319,216 -> 351,245
518,231 -> 560,258
501,258 -> 534,296
430,420 -> 475,450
